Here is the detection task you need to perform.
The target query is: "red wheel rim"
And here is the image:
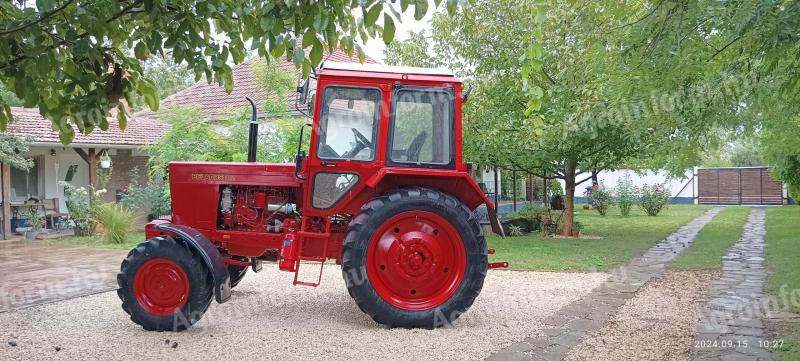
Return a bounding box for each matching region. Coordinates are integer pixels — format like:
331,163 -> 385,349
366,211 -> 466,310
133,258 -> 190,316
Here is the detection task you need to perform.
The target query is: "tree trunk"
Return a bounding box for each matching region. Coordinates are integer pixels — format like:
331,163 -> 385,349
559,160 -> 577,236
591,169 -> 599,186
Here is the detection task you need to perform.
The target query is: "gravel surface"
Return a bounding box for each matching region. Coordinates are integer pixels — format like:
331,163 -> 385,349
0,266 -> 606,361
565,270 -> 719,361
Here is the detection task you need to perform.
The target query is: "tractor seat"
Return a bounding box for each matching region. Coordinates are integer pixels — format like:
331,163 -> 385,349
405,131 -> 428,162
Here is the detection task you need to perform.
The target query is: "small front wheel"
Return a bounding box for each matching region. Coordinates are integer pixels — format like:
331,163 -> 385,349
117,236 -> 213,331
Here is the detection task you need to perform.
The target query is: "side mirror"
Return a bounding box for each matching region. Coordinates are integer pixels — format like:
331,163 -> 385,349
462,85 -> 473,103
297,78 -> 310,104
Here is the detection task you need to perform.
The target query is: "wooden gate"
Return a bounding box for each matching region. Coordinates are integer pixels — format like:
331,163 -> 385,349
697,167 -> 783,205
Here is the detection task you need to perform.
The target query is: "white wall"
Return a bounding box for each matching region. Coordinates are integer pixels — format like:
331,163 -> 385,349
559,168 -> 696,198
39,147 -> 122,212
479,167 -> 502,196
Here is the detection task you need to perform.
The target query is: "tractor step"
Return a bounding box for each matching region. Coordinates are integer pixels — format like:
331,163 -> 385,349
292,258 -> 326,287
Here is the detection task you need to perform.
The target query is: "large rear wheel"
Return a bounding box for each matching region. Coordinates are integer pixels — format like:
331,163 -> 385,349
117,236 -> 213,331
342,187 -> 488,328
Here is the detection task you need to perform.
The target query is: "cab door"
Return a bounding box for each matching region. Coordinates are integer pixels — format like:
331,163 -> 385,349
303,79 -> 390,216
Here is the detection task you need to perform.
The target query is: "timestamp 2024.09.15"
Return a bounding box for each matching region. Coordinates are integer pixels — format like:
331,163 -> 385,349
695,339 -> 784,349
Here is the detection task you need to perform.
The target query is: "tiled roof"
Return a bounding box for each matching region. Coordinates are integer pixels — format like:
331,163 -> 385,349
6,107 -> 168,146
136,48 -> 377,121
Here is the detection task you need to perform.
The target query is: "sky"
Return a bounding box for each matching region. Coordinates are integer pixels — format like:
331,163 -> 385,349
359,9 -> 435,63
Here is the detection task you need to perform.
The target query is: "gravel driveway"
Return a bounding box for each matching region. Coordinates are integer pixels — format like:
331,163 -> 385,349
0,266 -> 606,360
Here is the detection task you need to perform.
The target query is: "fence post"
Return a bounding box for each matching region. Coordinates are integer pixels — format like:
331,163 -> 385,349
493,166 -> 499,206
512,170 -> 517,212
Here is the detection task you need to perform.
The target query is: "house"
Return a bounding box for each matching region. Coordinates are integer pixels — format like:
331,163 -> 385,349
0,107 -> 168,238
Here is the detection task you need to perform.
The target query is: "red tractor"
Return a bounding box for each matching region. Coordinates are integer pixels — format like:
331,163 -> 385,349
116,62 -> 506,331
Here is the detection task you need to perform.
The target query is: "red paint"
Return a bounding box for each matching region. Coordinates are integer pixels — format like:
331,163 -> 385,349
133,258 -> 190,316
366,211 -> 466,310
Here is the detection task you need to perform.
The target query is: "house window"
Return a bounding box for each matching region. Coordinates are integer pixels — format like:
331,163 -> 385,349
389,87 -> 454,166
10,157 -> 39,201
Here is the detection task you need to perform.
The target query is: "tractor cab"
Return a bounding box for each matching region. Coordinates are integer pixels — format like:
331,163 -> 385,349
296,62 -> 475,216
120,62 -> 505,332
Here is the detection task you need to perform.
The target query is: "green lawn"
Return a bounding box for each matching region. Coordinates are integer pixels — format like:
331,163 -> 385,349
668,206 -> 750,270
764,206 -> 800,360
488,205 -> 711,272
47,231 -> 146,250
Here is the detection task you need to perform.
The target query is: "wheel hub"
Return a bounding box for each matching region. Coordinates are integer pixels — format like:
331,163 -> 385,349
367,211 -> 467,310
133,258 -> 189,316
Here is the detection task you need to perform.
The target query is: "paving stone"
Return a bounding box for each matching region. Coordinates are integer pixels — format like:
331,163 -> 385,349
693,208 -> 772,361
487,207 -> 723,361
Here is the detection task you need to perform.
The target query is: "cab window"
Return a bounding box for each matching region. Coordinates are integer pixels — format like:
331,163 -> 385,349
316,87 -> 381,161
389,88 -> 454,166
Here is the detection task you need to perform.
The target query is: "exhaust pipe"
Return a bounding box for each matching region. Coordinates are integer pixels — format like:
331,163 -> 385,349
245,97 -> 258,162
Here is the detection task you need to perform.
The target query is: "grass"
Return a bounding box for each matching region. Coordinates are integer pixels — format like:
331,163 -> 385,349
668,206 -> 751,270
764,206 -> 800,361
488,204 -> 711,272
47,231 -> 146,250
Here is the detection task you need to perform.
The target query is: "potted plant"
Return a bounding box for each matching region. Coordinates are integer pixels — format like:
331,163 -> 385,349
572,221 -> 583,238
22,208 -> 44,240
99,153 -> 112,169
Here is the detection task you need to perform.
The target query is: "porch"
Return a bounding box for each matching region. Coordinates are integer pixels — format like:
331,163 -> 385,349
0,145 -> 149,239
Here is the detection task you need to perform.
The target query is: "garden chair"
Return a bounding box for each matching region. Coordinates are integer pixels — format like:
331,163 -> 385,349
44,198 -> 67,230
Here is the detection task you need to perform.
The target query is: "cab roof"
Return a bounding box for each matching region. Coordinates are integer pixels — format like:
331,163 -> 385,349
318,61 -> 460,83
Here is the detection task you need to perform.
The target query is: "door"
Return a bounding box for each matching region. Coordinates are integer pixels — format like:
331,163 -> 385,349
304,82 -> 389,214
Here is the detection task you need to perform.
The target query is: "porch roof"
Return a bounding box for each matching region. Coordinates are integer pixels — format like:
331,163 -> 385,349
6,107 -> 168,148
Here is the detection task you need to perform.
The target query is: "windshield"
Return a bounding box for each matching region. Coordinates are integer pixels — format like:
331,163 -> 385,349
316,86 -> 381,161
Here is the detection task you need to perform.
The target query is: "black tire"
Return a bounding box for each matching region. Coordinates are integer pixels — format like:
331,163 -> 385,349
117,236 -> 213,331
341,187 -> 488,328
228,265 -> 247,289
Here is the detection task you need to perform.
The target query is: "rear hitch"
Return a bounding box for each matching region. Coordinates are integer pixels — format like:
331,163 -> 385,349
486,249 -> 509,269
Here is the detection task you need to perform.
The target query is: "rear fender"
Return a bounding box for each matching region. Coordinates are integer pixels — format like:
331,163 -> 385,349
367,168 -> 504,236
155,224 -> 232,304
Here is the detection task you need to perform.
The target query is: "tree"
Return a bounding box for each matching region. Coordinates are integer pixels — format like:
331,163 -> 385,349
619,0 -> 800,195
0,0 -> 456,144
0,135 -> 33,170
386,1 -> 682,235
0,84 -> 22,107
132,55 -> 194,110
384,31 -> 442,68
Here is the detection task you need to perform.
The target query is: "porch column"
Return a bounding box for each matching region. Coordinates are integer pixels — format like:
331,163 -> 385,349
2,163 -> 10,240
74,148 -> 97,187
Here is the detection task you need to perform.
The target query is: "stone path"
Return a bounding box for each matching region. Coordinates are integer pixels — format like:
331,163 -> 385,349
488,207 -> 723,361
693,207 -> 771,361
0,241 -> 126,312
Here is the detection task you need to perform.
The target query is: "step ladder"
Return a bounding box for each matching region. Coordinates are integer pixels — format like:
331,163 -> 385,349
292,226 -> 330,287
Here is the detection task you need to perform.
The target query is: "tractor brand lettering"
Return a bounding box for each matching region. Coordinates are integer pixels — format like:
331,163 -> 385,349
191,174 -> 235,181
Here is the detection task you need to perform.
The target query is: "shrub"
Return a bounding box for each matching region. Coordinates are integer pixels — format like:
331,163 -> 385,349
615,173 -> 636,217
507,224 -> 524,237
638,183 -> 670,216
586,184 -> 613,216
96,203 -> 136,244
22,207 -> 44,230
503,205 -> 549,233
120,168 -> 171,217
60,182 -> 104,236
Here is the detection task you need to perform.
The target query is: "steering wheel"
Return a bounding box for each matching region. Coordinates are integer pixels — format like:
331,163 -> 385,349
351,128 -> 373,148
